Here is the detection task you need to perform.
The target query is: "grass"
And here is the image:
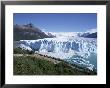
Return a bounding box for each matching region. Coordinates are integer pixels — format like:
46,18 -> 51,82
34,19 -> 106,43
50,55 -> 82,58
14,47 -> 34,54
13,48 -> 97,75
14,55 -> 96,75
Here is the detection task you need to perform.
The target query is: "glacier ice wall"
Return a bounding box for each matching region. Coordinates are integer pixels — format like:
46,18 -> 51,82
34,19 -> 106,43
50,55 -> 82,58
19,37 -> 96,57
17,37 -> 97,70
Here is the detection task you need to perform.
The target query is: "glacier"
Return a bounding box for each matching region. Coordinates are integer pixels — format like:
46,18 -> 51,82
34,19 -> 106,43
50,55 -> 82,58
16,35 -> 97,71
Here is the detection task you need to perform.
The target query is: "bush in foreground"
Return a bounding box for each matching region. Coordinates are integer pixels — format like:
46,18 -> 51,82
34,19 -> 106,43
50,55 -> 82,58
14,47 -> 34,54
14,56 -> 96,75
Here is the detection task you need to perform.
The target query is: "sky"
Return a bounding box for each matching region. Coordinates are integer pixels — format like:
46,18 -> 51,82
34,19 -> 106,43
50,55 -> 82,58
13,13 -> 97,32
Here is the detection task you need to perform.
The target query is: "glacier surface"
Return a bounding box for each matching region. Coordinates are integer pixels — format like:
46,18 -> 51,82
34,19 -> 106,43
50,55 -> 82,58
16,35 -> 97,71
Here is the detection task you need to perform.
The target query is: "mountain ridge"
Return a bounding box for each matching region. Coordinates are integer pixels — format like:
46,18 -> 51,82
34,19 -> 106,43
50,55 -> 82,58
14,23 -> 54,41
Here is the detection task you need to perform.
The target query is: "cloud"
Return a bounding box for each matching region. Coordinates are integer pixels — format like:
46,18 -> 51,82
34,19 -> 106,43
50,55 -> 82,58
41,28 -> 47,32
86,28 -> 97,33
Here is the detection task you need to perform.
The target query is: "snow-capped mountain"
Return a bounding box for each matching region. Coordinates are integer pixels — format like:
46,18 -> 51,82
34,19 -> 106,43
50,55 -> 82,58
14,23 -> 53,41
45,32 -> 55,37
78,29 -> 97,38
46,28 -> 97,38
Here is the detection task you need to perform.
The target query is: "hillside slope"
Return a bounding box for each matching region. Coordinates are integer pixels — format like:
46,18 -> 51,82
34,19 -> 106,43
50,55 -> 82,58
14,23 -> 53,41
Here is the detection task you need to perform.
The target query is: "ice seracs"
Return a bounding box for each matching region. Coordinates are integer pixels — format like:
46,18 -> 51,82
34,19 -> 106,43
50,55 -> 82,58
19,37 -> 96,57
19,44 -> 32,51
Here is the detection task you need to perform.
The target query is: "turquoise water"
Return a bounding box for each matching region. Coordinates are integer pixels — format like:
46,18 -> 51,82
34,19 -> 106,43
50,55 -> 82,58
87,53 -> 97,69
65,53 -> 97,70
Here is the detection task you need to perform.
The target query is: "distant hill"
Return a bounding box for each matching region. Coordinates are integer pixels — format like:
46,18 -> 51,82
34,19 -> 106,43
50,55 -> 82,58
14,23 -> 54,41
80,32 -> 97,38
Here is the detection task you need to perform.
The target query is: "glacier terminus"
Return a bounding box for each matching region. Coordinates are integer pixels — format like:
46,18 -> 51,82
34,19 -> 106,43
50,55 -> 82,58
15,32 -> 97,71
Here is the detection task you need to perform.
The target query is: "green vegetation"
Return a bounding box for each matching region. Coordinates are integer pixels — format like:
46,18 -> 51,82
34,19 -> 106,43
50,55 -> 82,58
14,56 -> 96,75
14,47 -> 34,54
13,48 -> 97,75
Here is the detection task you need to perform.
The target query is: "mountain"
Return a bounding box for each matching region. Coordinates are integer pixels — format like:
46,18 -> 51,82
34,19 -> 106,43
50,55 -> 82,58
48,29 -> 97,38
14,23 -> 53,41
80,32 -> 97,38
79,29 -> 97,38
45,32 -> 55,38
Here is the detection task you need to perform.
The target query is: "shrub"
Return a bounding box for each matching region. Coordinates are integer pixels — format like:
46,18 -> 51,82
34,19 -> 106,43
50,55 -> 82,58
14,56 -> 97,75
